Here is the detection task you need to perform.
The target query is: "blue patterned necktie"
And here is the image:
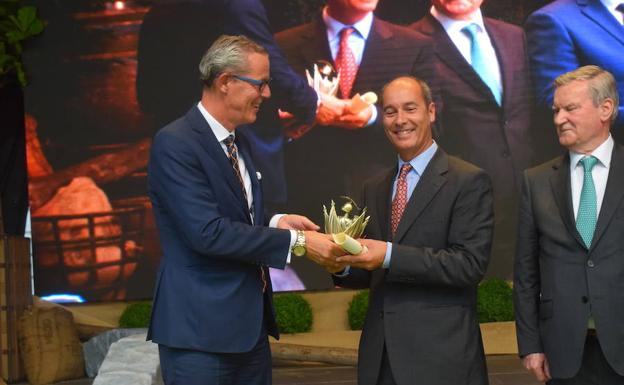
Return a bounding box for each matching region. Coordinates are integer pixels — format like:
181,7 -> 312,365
576,156 -> 599,248
462,23 -> 502,106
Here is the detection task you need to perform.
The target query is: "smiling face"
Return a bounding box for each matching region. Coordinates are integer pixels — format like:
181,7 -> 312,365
553,80 -> 613,154
432,0 -> 483,20
382,78 -> 436,161
223,52 -> 271,129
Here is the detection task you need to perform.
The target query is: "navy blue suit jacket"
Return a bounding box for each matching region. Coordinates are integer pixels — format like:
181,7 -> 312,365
147,106 -> 291,353
526,0 -> 624,131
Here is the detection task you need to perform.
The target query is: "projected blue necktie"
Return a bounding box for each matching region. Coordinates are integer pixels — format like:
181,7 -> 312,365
576,156 -> 598,248
462,23 -> 502,106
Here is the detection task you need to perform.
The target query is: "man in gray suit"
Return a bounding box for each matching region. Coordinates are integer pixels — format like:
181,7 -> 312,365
514,65 -> 624,384
334,76 -> 494,385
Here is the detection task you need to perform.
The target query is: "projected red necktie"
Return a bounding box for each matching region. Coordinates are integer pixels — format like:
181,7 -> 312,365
335,27 -> 358,99
391,164 -> 412,238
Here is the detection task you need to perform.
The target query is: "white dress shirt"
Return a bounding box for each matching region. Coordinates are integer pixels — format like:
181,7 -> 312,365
569,135 -> 614,219
602,0 -> 624,25
430,6 -> 503,99
197,102 -> 297,257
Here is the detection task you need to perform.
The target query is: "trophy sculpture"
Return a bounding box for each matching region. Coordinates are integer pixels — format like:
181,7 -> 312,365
306,60 -> 378,114
323,197 -> 370,255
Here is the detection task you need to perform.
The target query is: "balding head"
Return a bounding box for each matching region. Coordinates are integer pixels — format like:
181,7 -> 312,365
381,76 -> 436,161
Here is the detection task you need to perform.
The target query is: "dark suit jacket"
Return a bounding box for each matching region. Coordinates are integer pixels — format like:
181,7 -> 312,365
514,143 -> 624,378
411,14 -> 534,278
526,0 -> 624,134
275,16 -> 433,222
335,148 -> 494,385
146,106 -> 291,352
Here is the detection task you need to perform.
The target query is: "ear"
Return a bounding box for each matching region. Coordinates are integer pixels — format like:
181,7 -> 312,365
598,98 -> 615,123
428,102 -> 436,123
214,72 -> 232,94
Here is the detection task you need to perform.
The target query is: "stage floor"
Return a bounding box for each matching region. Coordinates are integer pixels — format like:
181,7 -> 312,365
20,354 -> 539,385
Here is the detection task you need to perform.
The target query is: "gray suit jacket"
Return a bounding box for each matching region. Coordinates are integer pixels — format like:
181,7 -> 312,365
335,148 -> 493,385
514,143 -> 624,378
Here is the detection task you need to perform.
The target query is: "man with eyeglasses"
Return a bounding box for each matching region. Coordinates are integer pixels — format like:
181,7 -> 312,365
147,35 -> 344,385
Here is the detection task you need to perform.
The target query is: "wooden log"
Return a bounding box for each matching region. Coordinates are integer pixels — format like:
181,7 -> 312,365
29,138 -> 151,210
270,342 -> 357,366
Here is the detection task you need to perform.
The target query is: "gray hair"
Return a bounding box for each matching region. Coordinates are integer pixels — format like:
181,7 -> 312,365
554,65 -> 619,123
381,76 -> 433,106
199,35 -> 267,87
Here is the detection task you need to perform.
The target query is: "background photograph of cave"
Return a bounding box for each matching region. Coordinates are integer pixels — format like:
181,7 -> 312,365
23,0 -> 552,302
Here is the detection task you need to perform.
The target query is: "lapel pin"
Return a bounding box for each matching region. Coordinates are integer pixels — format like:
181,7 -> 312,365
256,171 -> 262,181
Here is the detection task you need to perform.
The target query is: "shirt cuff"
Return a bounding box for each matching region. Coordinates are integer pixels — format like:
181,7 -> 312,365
269,214 -> 296,264
366,105 -> 377,126
383,242 -> 392,269
333,266 -> 351,277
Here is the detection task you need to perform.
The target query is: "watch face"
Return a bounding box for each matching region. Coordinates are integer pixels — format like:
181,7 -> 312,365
293,245 -> 306,257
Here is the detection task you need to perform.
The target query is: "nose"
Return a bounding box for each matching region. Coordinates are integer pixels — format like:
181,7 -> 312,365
262,83 -> 271,98
395,109 -> 407,126
553,109 -> 566,126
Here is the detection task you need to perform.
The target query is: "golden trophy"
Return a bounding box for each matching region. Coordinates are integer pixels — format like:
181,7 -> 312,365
323,197 -> 370,255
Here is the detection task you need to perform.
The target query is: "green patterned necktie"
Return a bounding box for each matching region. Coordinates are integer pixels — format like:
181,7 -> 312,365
576,156 -> 599,248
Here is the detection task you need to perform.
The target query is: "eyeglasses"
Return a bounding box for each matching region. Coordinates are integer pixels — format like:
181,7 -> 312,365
232,74 -> 271,93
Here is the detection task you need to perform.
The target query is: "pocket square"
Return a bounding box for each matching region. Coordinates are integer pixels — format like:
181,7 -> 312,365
256,171 -> 262,181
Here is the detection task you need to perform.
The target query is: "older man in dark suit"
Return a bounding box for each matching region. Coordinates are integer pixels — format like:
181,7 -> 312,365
411,0 -> 534,279
335,76 -> 494,385
514,65 -> 624,385
147,35 -> 343,385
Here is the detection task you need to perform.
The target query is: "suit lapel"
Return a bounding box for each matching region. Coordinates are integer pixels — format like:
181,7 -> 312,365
187,106 -> 250,220
424,15 -> 496,103
484,19 -> 513,109
300,19 -> 334,70
375,167 -> 395,241
549,155 -> 587,249
237,133 -> 263,224
350,17 -> 391,94
580,0 -> 624,46
394,149 -> 448,243
590,144 -> 624,250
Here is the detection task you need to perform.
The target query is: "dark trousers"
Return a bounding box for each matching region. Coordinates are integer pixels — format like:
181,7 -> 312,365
549,335 -> 624,385
158,334 -> 271,385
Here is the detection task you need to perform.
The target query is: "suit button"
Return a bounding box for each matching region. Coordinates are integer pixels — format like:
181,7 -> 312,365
582,296 -> 588,303
587,260 -> 595,268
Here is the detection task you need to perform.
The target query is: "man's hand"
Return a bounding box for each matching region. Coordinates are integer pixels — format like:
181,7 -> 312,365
333,104 -> 373,130
523,353 -> 551,383
304,231 -> 345,272
336,238 -> 386,270
316,93 -> 347,126
277,215 -> 320,231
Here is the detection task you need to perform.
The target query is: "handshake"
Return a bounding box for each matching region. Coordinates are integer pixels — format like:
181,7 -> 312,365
277,214 -> 387,272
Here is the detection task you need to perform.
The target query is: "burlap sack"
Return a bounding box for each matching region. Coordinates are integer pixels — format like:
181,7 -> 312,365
18,299 -> 85,385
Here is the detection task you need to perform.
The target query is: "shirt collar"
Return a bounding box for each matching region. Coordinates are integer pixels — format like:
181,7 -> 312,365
197,101 -> 233,143
397,141 -> 439,177
322,6 -> 373,42
430,5 -> 486,35
569,135 -> 614,169
601,0 -> 621,13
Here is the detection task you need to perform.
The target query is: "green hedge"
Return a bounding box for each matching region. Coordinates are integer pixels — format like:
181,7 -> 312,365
347,290 -> 369,330
119,302 -> 152,328
477,278 -> 514,323
345,279 -> 514,327
274,293 -> 313,333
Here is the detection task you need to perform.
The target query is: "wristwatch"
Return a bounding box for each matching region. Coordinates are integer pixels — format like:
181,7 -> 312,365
291,230 -> 307,257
